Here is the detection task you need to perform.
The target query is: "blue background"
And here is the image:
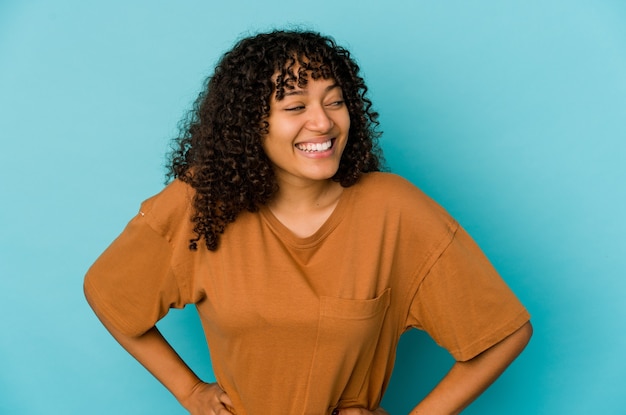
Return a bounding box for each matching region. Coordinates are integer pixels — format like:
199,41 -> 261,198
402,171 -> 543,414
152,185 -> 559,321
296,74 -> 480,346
1,1 -> 625,413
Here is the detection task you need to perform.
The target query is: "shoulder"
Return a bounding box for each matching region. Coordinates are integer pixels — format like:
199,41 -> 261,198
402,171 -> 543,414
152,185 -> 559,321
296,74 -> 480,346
353,172 -> 452,220
354,172 -> 428,198
348,172 -> 458,245
138,179 -> 195,241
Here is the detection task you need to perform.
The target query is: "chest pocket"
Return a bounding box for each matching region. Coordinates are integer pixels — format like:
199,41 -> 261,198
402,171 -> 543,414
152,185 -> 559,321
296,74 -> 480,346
303,288 -> 391,414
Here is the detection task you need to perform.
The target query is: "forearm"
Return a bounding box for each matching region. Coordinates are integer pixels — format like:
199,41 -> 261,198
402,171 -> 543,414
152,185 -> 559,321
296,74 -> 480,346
410,321 -> 533,415
108,324 -> 203,405
86,296 -> 202,406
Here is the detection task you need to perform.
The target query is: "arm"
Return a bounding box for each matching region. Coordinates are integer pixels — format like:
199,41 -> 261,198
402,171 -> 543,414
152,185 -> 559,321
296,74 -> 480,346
339,321 -> 532,415
409,320 -> 533,415
86,292 -> 234,415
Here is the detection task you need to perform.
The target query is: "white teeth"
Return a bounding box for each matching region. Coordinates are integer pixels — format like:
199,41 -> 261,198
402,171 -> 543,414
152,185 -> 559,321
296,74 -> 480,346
297,140 -> 332,152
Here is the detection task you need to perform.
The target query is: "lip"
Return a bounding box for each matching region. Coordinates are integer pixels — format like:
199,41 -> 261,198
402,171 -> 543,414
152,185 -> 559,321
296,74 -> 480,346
294,138 -> 336,158
294,136 -> 334,146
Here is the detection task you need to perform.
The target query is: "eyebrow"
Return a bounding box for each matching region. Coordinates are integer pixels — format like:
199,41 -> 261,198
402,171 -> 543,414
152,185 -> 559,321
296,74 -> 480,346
282,83 -> 340,97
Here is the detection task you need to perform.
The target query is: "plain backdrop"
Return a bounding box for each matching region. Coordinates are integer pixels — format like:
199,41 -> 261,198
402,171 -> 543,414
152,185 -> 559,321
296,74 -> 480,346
1,1 -> 625,414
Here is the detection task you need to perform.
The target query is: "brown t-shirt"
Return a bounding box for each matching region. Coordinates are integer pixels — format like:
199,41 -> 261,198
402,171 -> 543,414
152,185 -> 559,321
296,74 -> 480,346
84,172 -> 530,415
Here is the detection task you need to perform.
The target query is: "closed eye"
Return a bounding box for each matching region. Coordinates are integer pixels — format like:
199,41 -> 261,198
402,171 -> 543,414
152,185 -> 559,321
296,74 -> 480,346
284,105 -> 305,112
326,100 -> 345,107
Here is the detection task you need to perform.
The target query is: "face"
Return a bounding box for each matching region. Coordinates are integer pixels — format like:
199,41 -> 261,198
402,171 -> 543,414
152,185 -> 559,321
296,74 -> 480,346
262,76 -> 350,187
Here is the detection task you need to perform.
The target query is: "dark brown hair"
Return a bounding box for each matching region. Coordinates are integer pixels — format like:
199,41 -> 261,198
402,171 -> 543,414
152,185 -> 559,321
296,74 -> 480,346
168,30 -> 383,250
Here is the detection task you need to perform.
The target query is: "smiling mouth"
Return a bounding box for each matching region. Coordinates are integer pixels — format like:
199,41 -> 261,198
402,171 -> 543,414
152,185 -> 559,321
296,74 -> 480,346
295,139 -> 334,153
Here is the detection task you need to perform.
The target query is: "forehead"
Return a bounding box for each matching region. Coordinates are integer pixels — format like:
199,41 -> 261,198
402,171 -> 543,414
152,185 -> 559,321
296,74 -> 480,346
270,78 -> 340,107
273,74 -> 339,102
273,57 -> 334,101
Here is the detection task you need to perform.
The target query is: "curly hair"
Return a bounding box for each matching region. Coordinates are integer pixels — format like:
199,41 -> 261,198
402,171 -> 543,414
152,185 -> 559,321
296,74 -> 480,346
168,29 -> 383,251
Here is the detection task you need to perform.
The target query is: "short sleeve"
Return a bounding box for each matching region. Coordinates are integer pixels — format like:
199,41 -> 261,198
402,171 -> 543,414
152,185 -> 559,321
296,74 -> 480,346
406,226 -> 530,361
84,210 -> 191,337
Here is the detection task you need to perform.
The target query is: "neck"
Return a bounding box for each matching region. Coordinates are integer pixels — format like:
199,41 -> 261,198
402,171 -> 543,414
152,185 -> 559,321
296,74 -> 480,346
270,177 -> 342,213
266,177 -> 344,238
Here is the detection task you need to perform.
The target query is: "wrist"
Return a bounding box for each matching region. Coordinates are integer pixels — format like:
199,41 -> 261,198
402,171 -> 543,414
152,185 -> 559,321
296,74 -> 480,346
175,378 -> 207,408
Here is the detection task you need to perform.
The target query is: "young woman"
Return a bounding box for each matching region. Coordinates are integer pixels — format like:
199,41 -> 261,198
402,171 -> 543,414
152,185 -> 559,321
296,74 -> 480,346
84,30 -> 532,415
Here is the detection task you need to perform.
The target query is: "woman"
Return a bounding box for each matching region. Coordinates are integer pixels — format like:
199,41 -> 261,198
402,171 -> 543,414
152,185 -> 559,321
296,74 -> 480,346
84,30 -> 532,415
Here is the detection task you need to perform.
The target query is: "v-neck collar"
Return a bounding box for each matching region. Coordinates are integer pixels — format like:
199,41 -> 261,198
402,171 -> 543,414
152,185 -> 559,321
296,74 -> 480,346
259,184 -> 354,249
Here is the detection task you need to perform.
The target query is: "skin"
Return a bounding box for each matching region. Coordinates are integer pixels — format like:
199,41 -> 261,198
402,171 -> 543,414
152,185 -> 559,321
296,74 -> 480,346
338,321 -> 533,415
88,75 -> 533,414
263,76 -> 350,188
262,76 -> 351,237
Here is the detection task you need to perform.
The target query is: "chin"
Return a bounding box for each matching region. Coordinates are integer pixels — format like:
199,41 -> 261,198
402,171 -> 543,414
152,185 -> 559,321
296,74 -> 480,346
309,166 -> 341,181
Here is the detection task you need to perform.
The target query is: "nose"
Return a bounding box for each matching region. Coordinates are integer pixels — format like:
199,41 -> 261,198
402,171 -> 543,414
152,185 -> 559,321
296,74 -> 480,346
305,104 -> 334,132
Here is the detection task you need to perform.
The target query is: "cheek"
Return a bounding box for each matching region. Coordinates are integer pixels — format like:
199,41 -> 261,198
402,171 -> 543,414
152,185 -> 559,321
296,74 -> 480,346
266,122 -> 303,153
339,107 -> 351,129
260,134 -> 288,165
